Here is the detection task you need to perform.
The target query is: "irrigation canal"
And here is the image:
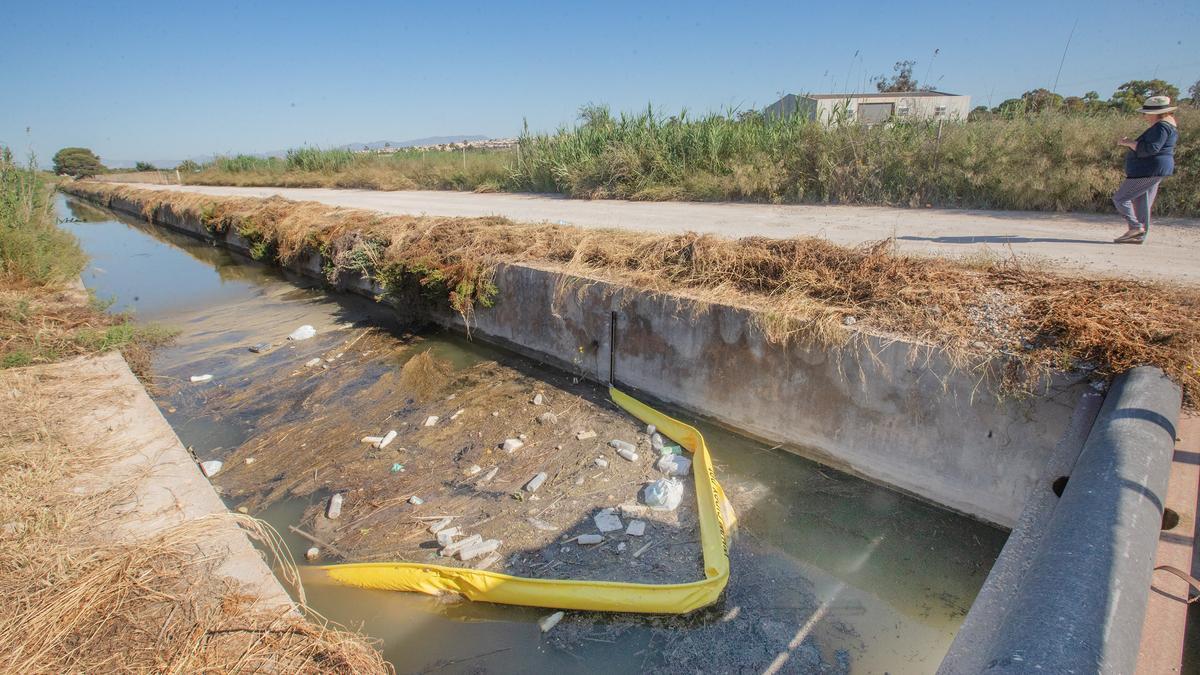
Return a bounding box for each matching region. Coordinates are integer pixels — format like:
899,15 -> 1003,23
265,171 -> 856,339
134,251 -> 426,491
61,194 -> 1007,673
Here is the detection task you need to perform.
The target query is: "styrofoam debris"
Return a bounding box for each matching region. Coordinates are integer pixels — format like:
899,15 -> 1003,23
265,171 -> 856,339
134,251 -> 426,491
539,611 -> 565,633
525,472 -> 548,492
656,454 -> 692,477
450,409 -> 465,420
305,547 -> 320,561
473,551 -> 502,569
305,358 -> 322,368
527,517 -> 558,531
361,435 -> 384,445
594,457 -> 609,468
643,479 -> 684,511
467,465 -> 482,475
199,460 -> 222,477
440,534 -> 482,557
532,393 -> 544,405
288,325 -> 316,341
244,457 -> 255,465
502,438 -> 524,453
577,534 -> 603,545
593,509 -> 623,533
326,493 -> 344,519
436,528 -> 460,547
190,374 -> 213,383
459,538 -> 501,561
626,520 -> 646,537
424,416 -> 439,427
576,430 -> 597,440
617,542 -> 627,552
428,517 -> 453,534
378,430 -> 398,448
408,495 -> 424,505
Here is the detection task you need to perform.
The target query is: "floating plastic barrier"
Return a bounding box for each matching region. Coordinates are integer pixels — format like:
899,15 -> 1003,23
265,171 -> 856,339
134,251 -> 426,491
315,387 -> 734,614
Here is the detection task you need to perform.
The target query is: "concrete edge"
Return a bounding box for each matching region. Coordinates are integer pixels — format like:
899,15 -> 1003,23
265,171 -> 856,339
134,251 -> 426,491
978,366 -> 1182,673
937,388 -> 1105,674
59,351 -> 296,613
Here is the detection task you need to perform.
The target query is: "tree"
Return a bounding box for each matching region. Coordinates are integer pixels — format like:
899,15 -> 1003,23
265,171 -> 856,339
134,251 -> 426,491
134,161 -> 157,172
176,159 -> 200,173
968,105 -> 993,121
1109,79 -> 1181,112
1189,79 -> 1200,106
52,147 -> 104,177
874,60 -> 934,93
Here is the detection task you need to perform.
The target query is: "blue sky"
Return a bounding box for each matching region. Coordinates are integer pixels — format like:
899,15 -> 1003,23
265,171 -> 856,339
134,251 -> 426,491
2,0 -> 1197,164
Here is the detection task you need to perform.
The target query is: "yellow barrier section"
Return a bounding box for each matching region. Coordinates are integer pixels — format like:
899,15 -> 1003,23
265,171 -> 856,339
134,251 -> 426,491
315,387 -> 734,614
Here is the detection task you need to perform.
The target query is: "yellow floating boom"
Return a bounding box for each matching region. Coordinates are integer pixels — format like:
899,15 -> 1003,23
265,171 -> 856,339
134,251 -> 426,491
315,387 -> 734,614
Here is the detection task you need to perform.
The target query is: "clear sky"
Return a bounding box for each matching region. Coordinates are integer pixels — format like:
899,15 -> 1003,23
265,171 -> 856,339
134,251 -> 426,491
2,0 -> 1197,164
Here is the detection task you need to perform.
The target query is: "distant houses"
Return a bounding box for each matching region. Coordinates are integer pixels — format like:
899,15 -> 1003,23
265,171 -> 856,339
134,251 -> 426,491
764,92 -> 971,124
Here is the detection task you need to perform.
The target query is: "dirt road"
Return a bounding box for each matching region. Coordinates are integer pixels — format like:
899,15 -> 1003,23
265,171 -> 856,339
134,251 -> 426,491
116,183 -> 1200,284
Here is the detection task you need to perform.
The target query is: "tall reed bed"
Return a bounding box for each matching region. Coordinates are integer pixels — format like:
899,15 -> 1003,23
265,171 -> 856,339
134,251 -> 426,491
184,106 -> 1198,217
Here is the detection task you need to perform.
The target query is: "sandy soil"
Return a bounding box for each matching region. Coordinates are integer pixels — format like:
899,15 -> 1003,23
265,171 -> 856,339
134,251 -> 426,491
112,182 -> 1200,285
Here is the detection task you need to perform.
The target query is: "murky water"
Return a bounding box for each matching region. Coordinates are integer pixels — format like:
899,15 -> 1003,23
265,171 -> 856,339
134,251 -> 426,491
61,195 -> 1007,674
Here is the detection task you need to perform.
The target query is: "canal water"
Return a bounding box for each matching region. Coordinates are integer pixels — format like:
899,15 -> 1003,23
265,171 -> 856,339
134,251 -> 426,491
60,195 -> 1007,674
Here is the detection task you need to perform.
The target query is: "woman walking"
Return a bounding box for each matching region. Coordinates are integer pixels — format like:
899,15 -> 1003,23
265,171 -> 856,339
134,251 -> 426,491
1112,96 -> 1179,244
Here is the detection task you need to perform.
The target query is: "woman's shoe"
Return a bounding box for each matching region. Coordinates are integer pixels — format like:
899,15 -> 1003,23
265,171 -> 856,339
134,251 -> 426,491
1114,228 -> 1146,243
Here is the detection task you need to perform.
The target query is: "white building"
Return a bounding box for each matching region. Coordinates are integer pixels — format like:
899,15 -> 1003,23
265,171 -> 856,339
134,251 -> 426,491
764,91 -> 972,124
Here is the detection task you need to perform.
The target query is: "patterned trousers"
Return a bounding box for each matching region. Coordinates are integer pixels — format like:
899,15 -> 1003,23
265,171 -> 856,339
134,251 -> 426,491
1112,176 -> 1165,230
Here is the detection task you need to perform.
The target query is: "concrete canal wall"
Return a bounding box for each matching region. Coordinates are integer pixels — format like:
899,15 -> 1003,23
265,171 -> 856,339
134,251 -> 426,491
85,189 -> 1091,527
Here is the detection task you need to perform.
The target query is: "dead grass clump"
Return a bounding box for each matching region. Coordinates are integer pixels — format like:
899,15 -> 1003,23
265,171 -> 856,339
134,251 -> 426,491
0,359 -> 390,673
400,349 -> 452,401
61,182 -> 1200,403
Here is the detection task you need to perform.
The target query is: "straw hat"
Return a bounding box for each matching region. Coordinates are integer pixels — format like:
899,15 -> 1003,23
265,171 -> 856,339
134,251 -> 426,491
1137,95 -> 1177,114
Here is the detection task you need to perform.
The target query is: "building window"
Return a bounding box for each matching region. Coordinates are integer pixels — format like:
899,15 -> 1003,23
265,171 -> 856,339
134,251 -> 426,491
934,105 -> 947,117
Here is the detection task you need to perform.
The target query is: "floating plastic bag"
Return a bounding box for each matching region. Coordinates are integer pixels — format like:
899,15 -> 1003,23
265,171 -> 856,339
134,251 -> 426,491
643,478 -> 684,511
288,325 -> 316,341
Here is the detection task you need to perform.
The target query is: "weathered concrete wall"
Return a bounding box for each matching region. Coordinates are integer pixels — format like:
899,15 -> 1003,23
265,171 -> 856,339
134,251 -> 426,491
81,188 -> 1090,527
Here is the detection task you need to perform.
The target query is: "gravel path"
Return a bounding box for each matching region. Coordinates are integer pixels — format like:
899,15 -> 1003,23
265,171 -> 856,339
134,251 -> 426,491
112,183 -> 1200,285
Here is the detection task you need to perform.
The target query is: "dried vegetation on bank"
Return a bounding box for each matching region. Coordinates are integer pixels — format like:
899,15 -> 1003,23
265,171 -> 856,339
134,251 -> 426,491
66,181 -> 1200,403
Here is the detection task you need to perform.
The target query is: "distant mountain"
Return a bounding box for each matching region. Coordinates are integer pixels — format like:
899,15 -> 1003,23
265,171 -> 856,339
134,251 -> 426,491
334,135 -> 489,151
102,135 -> 490,169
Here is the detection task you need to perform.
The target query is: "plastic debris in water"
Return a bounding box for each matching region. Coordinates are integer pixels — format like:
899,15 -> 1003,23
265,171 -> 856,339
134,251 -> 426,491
424,416 -> 439,427
428,517 -> 453,534
390,462 -> 404,473
577,534 -> 603,545
643,479 -> 684,511
199,460 -> 222,477
288,325 -> 316,341
378,430 -> 398,448
525,472 -> 548,492
539,611 -> 565,632
190,374 -> 213,383
326,493 -> 344,519
304,358 -> 322,367
593,508 -> 623,533
409,495 -> 424,505
502,438 -> 524,453
626,519 -> 647,537
249,342 -> 270,353
305,547 -> 320,561
656,454 -> 692,477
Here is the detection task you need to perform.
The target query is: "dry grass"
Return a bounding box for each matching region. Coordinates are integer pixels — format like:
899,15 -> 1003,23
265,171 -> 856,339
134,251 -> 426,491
0,364 -> 391,674
65,181 -> 1200,404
